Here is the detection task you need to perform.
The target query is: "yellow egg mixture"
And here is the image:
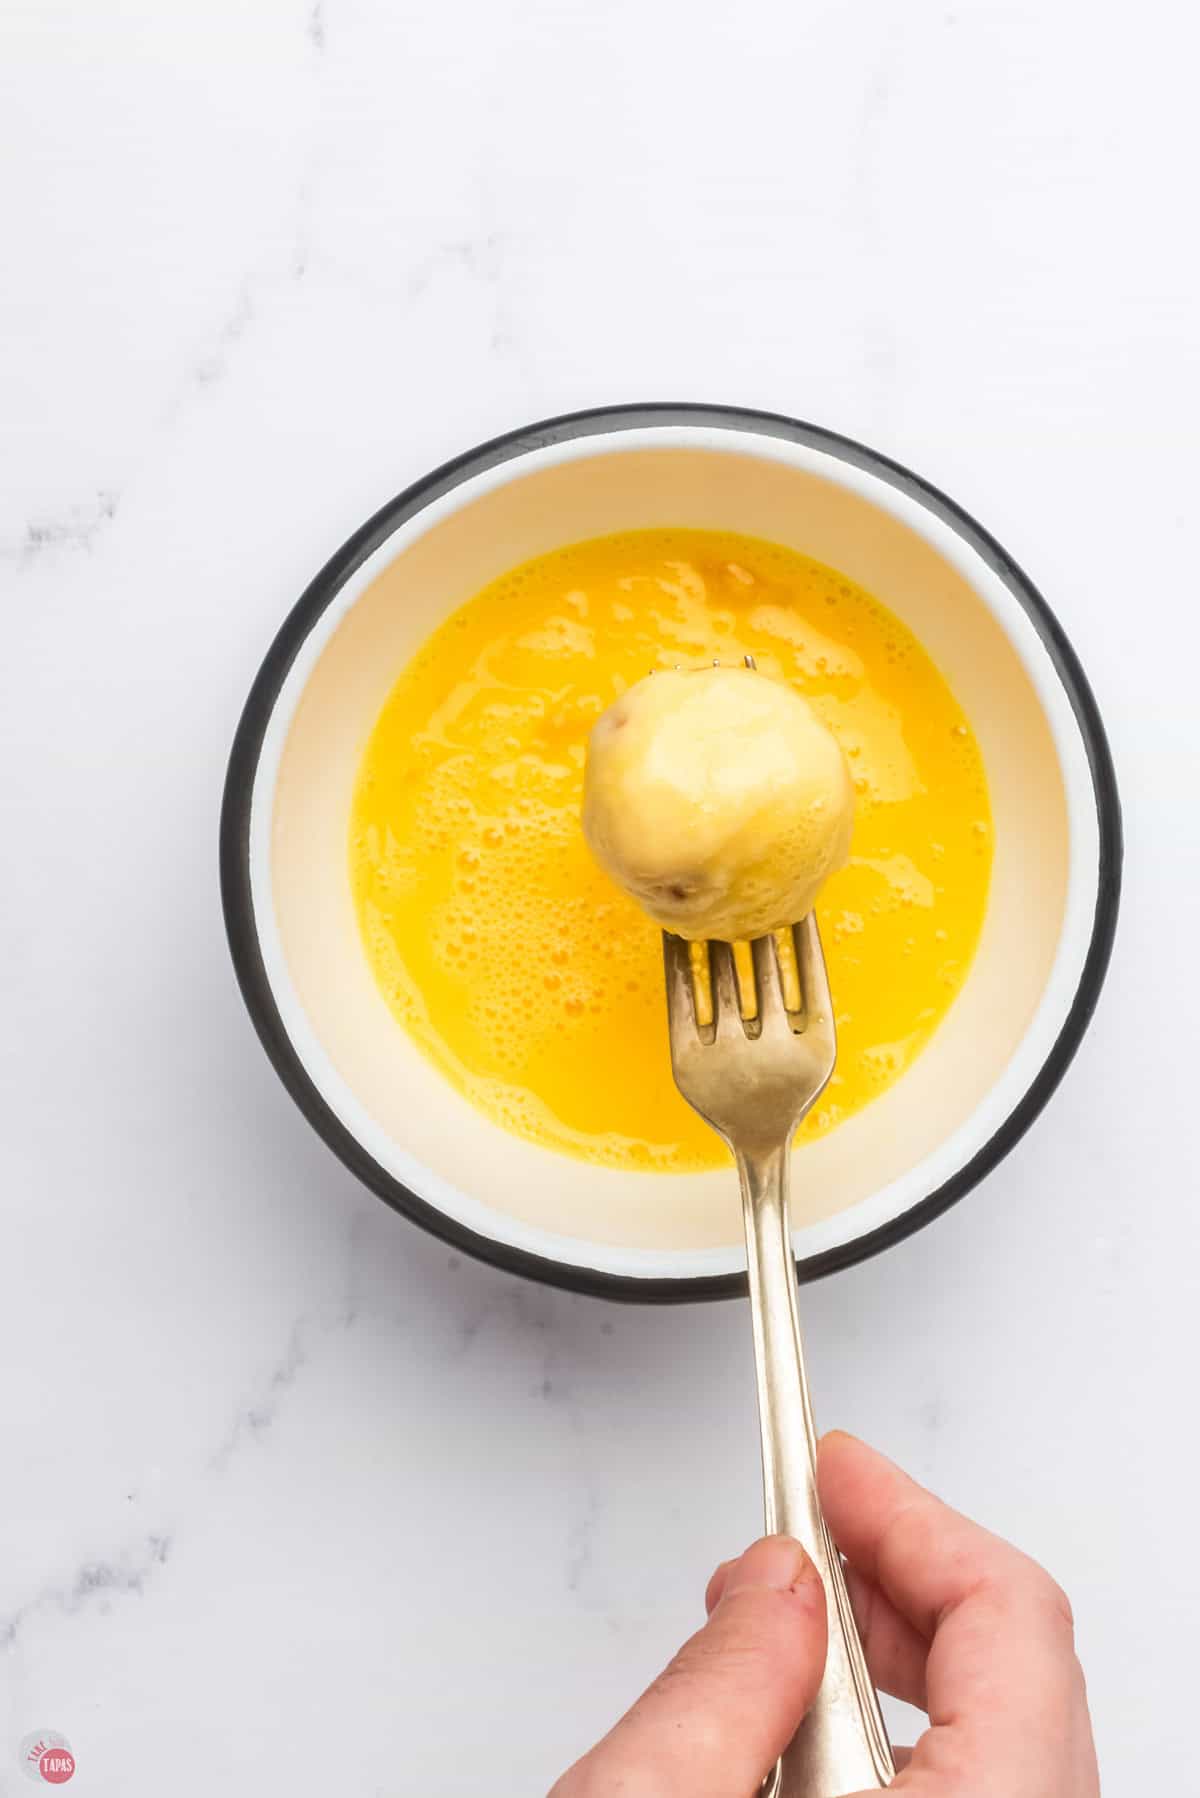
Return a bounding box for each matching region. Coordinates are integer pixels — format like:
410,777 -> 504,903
350,529 -> 991,1172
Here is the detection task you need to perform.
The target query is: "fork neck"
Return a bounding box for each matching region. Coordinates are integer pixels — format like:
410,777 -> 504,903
733,1140 -> 792,1222
733,1139 -> 821,1531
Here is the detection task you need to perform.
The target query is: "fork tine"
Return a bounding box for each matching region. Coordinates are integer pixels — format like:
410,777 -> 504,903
750,932 -> 797,1037
796,913 -> 834,1035
709,942 -> 742,1037
662,932 -> 696,1036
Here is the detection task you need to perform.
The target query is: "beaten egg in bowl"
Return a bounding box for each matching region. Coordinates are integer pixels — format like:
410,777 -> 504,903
349,529 -> 991,1172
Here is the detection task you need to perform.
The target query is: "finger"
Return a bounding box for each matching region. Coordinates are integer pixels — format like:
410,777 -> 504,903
551,1536 -> 828,1798
818,1432 -> 1073,1640
843,1564 -> 928,1710
709,1550 -> 928,1710
704,1557 -> 733,1615
819,1433 -> 1097,1794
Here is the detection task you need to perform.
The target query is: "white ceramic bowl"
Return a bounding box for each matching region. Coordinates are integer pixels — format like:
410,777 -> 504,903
221,405 -> 1121,1301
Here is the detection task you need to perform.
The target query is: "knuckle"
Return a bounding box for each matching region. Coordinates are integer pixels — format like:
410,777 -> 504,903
546,1763 -> 602,1798
1021,1562 -> 1077,1633
1045,1575 -> 1076,1631
972,1556 -> 1078,1645
661,1587 -> 813,1690
665,1619 -> 771,1687
919,1731 -> 976,1787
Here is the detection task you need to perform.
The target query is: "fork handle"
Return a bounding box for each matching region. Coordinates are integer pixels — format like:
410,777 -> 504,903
736,1143 -> 895,1796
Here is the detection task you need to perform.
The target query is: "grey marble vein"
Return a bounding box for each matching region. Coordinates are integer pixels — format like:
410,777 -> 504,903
209,1320 -> 310,1471
177,172 -> 316,401
2,490 -> 119,566
0,1534 -> 170,1653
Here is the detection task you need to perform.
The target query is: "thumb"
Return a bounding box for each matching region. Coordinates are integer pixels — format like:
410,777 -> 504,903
551,1536 -> 828,1797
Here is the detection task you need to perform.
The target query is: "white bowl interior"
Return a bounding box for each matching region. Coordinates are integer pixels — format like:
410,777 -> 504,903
257,434 -> 1088,1282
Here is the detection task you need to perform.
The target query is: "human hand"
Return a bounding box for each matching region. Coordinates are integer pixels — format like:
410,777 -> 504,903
550,1431 -> 1100,1796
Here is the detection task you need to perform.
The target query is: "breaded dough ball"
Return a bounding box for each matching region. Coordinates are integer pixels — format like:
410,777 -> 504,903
582,666 -> 853,942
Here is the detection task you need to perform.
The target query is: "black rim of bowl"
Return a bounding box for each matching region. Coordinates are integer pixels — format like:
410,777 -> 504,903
219,402 -> 1123,1305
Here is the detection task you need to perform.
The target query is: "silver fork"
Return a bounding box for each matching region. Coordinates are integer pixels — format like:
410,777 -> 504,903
663,918 -> 895,1796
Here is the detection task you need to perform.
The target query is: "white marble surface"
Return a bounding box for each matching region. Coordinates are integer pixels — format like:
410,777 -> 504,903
2,1 -> 1197,1790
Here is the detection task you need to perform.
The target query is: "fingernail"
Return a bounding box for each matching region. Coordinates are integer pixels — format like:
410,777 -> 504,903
720,1536 -> 819,1598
